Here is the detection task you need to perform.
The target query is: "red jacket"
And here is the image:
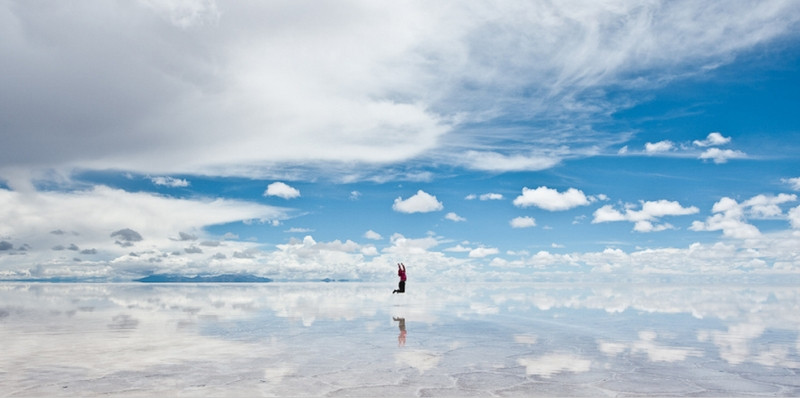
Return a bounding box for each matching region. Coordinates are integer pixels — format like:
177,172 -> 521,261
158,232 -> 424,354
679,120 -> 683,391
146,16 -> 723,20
398,269 -> 407,281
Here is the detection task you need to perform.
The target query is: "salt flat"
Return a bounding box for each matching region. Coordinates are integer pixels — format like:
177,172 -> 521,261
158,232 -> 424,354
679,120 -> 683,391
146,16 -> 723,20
1,282 -> 798,396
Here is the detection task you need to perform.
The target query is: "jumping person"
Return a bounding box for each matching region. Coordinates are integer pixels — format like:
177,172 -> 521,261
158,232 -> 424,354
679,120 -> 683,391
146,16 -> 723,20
392,262 -> 406,294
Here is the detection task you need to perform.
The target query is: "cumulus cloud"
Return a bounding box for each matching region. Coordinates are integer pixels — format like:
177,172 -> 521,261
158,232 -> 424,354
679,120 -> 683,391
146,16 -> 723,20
469,247 -> 499,258
593,200 -> 699,232
698,148 -> 747,164
393,190 -> 443,213
645,140 -> 674,154
444,244 -> 472,253
690,194 -> 797,239
633,132 -> 744,162
510,216 -> 536,228
264,182 -> 300,199
513,187 -> 591,211
693,132 -> 732,147
789,206 -> 800,229
364,230 -> 383,240
744,194 -> 797,218
783,177 -> 800,191
383,233 -> 441,255
445,212 -> 466,222
690,198 -> 760,239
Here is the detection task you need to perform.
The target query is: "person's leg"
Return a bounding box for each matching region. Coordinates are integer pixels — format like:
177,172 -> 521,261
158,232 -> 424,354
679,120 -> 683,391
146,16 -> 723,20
399,281 -> 405,293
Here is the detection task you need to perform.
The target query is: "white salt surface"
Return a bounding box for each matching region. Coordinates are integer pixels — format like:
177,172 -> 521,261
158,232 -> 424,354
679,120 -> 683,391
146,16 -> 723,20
1,282 -> 799,397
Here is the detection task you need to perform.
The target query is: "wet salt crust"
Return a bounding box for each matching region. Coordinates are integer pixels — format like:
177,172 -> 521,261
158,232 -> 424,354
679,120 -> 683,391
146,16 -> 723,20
1,282 -> 799,397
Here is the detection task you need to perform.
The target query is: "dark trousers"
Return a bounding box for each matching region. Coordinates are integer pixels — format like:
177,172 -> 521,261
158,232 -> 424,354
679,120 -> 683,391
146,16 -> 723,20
394,281 -> 405,293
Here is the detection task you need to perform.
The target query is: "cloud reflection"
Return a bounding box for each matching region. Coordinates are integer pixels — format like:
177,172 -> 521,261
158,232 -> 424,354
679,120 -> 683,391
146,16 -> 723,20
518,353 -> 592,378
1,282 -> 798,396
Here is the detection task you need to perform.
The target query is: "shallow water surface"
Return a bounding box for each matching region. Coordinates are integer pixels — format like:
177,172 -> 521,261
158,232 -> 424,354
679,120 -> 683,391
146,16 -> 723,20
1,282 -> 799,396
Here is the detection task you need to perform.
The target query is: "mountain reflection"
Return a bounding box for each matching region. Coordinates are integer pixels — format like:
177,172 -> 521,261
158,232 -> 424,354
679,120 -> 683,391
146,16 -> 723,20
1,282 -> 798,396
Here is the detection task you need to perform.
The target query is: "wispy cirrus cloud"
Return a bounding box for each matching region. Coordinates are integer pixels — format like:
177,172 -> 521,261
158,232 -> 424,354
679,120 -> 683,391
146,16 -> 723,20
2,1 -> 798,179
150,176 -> 190,187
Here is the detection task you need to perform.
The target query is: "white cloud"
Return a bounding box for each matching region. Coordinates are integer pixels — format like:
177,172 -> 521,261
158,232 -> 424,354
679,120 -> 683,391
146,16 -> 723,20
349,191 -> 362,200
518,354 -> 591,378
361,246 -> 379,256
0,186 -> 287,278
699,148 -> 747,164
513,186 -> 590,211
264,182 -> 300,199
466,192 -> 505,201
788,206 -> 800,229
593,200 -> 699,232
286,227 -> 313,233
150,176 -> 189,187
456,151 -> 561,172
2,2 -> 798,180
0,186 -> 284,242
393,190 -> 444,213
783,177 -> 800,191
384,233 -> 441,254
364,230 -> 383,240
469,247 -> 499,258
693,132 -> 732,147
690,194 -> 797,239
633,221 -> 675,233
480,193 -> 504,201
780,177 -> 800,191
444,244 -> 472,253
618,145 -> 629,154
743,194 -> 797,218
645,140 -> 674,154
599,331 -> 702,363
445,212 -> 466,222
510,216 -> 536,228
690,198 -> 757,239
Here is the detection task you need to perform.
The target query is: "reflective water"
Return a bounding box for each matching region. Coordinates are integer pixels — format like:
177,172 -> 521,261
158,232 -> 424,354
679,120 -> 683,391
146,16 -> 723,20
1,282 -> 799,396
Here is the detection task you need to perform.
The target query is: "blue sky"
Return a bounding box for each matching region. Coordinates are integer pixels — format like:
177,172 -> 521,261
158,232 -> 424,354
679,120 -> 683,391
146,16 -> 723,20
1,1 -> 800,282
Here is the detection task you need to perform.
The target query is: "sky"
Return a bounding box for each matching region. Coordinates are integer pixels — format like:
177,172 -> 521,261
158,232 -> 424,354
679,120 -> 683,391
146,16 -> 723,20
1,0 -> 800,282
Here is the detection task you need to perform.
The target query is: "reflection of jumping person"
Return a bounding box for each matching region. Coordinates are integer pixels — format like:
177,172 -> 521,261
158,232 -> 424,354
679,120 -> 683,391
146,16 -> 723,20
393,317 -> 406,346
392,263 -> 406,294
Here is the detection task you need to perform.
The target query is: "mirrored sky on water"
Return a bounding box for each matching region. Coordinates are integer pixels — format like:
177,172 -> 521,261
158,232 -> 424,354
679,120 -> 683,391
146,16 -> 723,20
2,282 -> 799,397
